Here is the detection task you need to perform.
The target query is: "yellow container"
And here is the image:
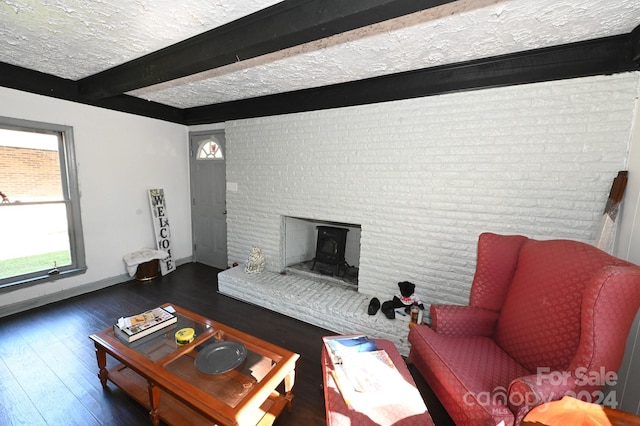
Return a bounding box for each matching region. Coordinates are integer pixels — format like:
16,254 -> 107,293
175,327 -> 195,345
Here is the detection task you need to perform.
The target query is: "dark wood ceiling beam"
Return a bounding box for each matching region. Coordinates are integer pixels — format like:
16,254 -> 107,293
0,62 -> 78,100
77,0 -> 456,100
632,24 -> 640,64
0,62 -> 185,123
183,33 -> 639,125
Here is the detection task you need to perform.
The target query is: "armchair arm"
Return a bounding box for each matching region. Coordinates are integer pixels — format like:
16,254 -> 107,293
430,304 -> 499,337
507,372 -> 577,424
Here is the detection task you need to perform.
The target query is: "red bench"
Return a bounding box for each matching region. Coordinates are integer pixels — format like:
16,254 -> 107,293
322,338 -> 434,425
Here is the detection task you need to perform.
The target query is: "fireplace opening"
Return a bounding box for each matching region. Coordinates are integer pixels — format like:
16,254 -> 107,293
283,216 -> 360,288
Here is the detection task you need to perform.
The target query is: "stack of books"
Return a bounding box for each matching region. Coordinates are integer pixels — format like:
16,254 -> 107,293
113,306 -> 177,343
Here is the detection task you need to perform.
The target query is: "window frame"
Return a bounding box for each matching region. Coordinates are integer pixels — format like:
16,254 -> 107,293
0,116 -> 86,290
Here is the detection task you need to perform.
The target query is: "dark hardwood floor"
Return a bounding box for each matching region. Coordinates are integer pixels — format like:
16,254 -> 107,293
0,262 -> 453,425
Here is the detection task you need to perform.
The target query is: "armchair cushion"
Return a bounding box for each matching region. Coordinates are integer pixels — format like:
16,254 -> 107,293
409,325 -> 530,425
430,305 -> 499,337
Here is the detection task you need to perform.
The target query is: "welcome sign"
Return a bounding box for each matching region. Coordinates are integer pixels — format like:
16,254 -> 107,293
149,188 -> 176,275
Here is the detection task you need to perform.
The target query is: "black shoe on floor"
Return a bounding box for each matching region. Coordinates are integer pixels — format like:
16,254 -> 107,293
368,297 -> 380,315
381,301 -> 395,319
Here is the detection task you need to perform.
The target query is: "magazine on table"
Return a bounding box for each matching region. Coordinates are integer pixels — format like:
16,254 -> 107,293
322,334 -> 378,364
329,348 -> 424,410
113,306 -> 177,342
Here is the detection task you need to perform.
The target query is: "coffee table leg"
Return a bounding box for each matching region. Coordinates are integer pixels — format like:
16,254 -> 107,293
148,382 -> 161,426
284,369 -> 296,411
94,344 -> 108,388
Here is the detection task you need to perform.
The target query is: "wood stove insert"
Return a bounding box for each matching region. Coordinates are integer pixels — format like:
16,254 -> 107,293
311,226 -> 349,277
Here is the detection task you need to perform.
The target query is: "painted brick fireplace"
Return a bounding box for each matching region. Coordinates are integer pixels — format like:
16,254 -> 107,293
217,73 -> 638,347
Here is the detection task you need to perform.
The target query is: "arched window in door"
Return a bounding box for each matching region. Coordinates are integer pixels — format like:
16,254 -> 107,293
197,139 -> 224,160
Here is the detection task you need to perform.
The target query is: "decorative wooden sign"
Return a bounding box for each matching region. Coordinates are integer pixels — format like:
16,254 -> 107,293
149,188 -> 176,275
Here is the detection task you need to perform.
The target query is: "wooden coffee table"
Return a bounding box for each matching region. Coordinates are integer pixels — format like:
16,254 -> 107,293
89,303 -> 299,426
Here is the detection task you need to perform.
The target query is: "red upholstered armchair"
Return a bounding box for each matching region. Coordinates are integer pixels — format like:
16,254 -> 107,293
408,232 -> 640,426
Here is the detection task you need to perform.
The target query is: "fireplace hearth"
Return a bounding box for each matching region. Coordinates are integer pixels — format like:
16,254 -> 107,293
288,260 -> 358,287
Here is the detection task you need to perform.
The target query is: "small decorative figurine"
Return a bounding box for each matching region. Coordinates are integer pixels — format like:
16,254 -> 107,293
245,246 -> 266,274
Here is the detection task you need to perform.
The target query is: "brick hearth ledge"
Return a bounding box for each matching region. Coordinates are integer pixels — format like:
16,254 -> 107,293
217,265 -> 413,356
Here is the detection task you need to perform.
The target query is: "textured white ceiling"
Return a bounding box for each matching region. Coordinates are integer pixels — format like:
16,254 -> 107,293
1,0 -> 639,109
0,0 -> 282,79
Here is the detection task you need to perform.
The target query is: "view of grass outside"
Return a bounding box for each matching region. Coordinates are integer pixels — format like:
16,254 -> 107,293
0,250 -> 71,280
0,203 -> 71,281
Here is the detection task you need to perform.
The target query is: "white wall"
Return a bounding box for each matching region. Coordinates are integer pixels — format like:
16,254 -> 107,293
0,87 -> 191,310
225,72 -> 640,307
617,94 -> 640,264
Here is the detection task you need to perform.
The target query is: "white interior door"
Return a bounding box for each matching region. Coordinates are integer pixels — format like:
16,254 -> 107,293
189,130 -> 227,269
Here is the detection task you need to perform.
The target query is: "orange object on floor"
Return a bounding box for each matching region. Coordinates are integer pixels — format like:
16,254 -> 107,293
522,396 -> 640,426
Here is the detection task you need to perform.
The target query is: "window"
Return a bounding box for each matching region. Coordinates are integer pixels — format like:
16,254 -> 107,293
0,117 -> 85,288
197,139 -> 224,160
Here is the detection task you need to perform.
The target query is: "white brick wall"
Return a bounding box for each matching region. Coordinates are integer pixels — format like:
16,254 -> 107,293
224,73 -> 639,308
